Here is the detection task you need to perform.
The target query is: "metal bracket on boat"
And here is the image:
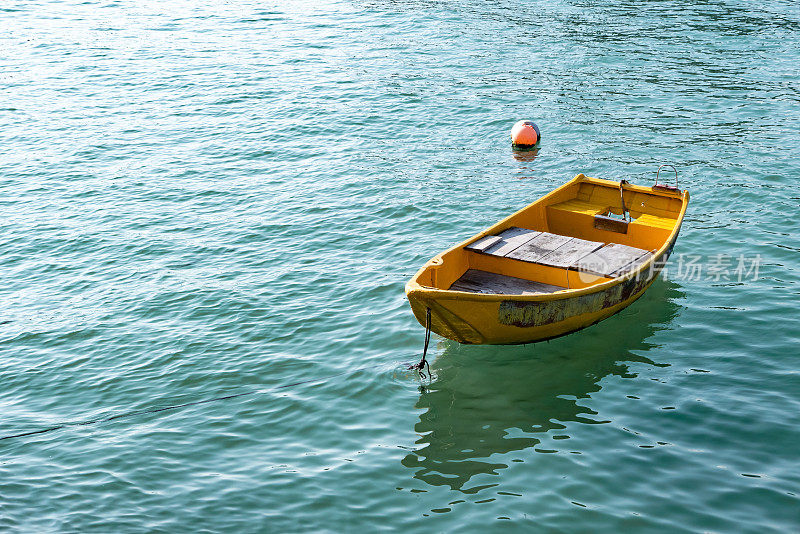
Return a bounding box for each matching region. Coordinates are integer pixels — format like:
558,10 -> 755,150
654,165 -> 679,192
594,213 -> 629,234
593,179 -> 632,234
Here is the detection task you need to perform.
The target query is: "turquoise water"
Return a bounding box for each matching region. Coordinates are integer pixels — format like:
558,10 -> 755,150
2,0 -> 799,531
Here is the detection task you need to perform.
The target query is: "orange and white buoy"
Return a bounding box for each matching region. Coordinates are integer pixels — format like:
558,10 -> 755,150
511,120 -> 540,149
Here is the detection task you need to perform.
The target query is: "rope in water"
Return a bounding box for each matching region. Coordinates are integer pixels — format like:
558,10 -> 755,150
407,307 -> 432,380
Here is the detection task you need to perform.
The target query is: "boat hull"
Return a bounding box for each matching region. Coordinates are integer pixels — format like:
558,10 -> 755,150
408,266 -> 661,345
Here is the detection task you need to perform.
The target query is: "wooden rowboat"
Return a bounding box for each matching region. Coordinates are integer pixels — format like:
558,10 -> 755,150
405,172 -> 689,345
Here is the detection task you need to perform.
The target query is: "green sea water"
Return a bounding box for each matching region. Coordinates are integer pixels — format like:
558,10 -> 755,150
2,0 -> 799,531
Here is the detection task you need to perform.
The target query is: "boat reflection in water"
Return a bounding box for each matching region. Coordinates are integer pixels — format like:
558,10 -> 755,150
401,279 -> 683,493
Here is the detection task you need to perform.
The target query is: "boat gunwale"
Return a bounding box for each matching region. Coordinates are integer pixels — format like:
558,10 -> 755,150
405,174 -> 689,303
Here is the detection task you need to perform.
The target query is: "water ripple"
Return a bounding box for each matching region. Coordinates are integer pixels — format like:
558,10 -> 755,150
1,0 -> 799,531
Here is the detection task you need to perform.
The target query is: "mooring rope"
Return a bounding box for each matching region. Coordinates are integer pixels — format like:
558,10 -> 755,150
619,179 -> 630,221
407,307 -> 432,380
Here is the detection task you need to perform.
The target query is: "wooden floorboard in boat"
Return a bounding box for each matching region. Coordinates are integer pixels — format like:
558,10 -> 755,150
449,269 -> 563,295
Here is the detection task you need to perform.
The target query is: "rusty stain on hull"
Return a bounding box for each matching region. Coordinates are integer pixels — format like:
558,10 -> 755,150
498,242 -> 672,329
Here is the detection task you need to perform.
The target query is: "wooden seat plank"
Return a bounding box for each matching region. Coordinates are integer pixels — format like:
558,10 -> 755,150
547,199 -> 604,216
482,227 -> 542,257
465,235 -> 502,253
536,237 -> 604,268
610,250 -> 653,277
505,232 -> 573,263
449,269 -> 563,295
573,243 -> 651,277
465,227 -> 651,279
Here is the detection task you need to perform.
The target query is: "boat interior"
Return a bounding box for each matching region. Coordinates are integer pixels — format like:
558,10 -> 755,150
417,177 -> 686,295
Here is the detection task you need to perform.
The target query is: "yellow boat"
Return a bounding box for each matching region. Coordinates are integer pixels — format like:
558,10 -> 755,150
405,171 -> 689,345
